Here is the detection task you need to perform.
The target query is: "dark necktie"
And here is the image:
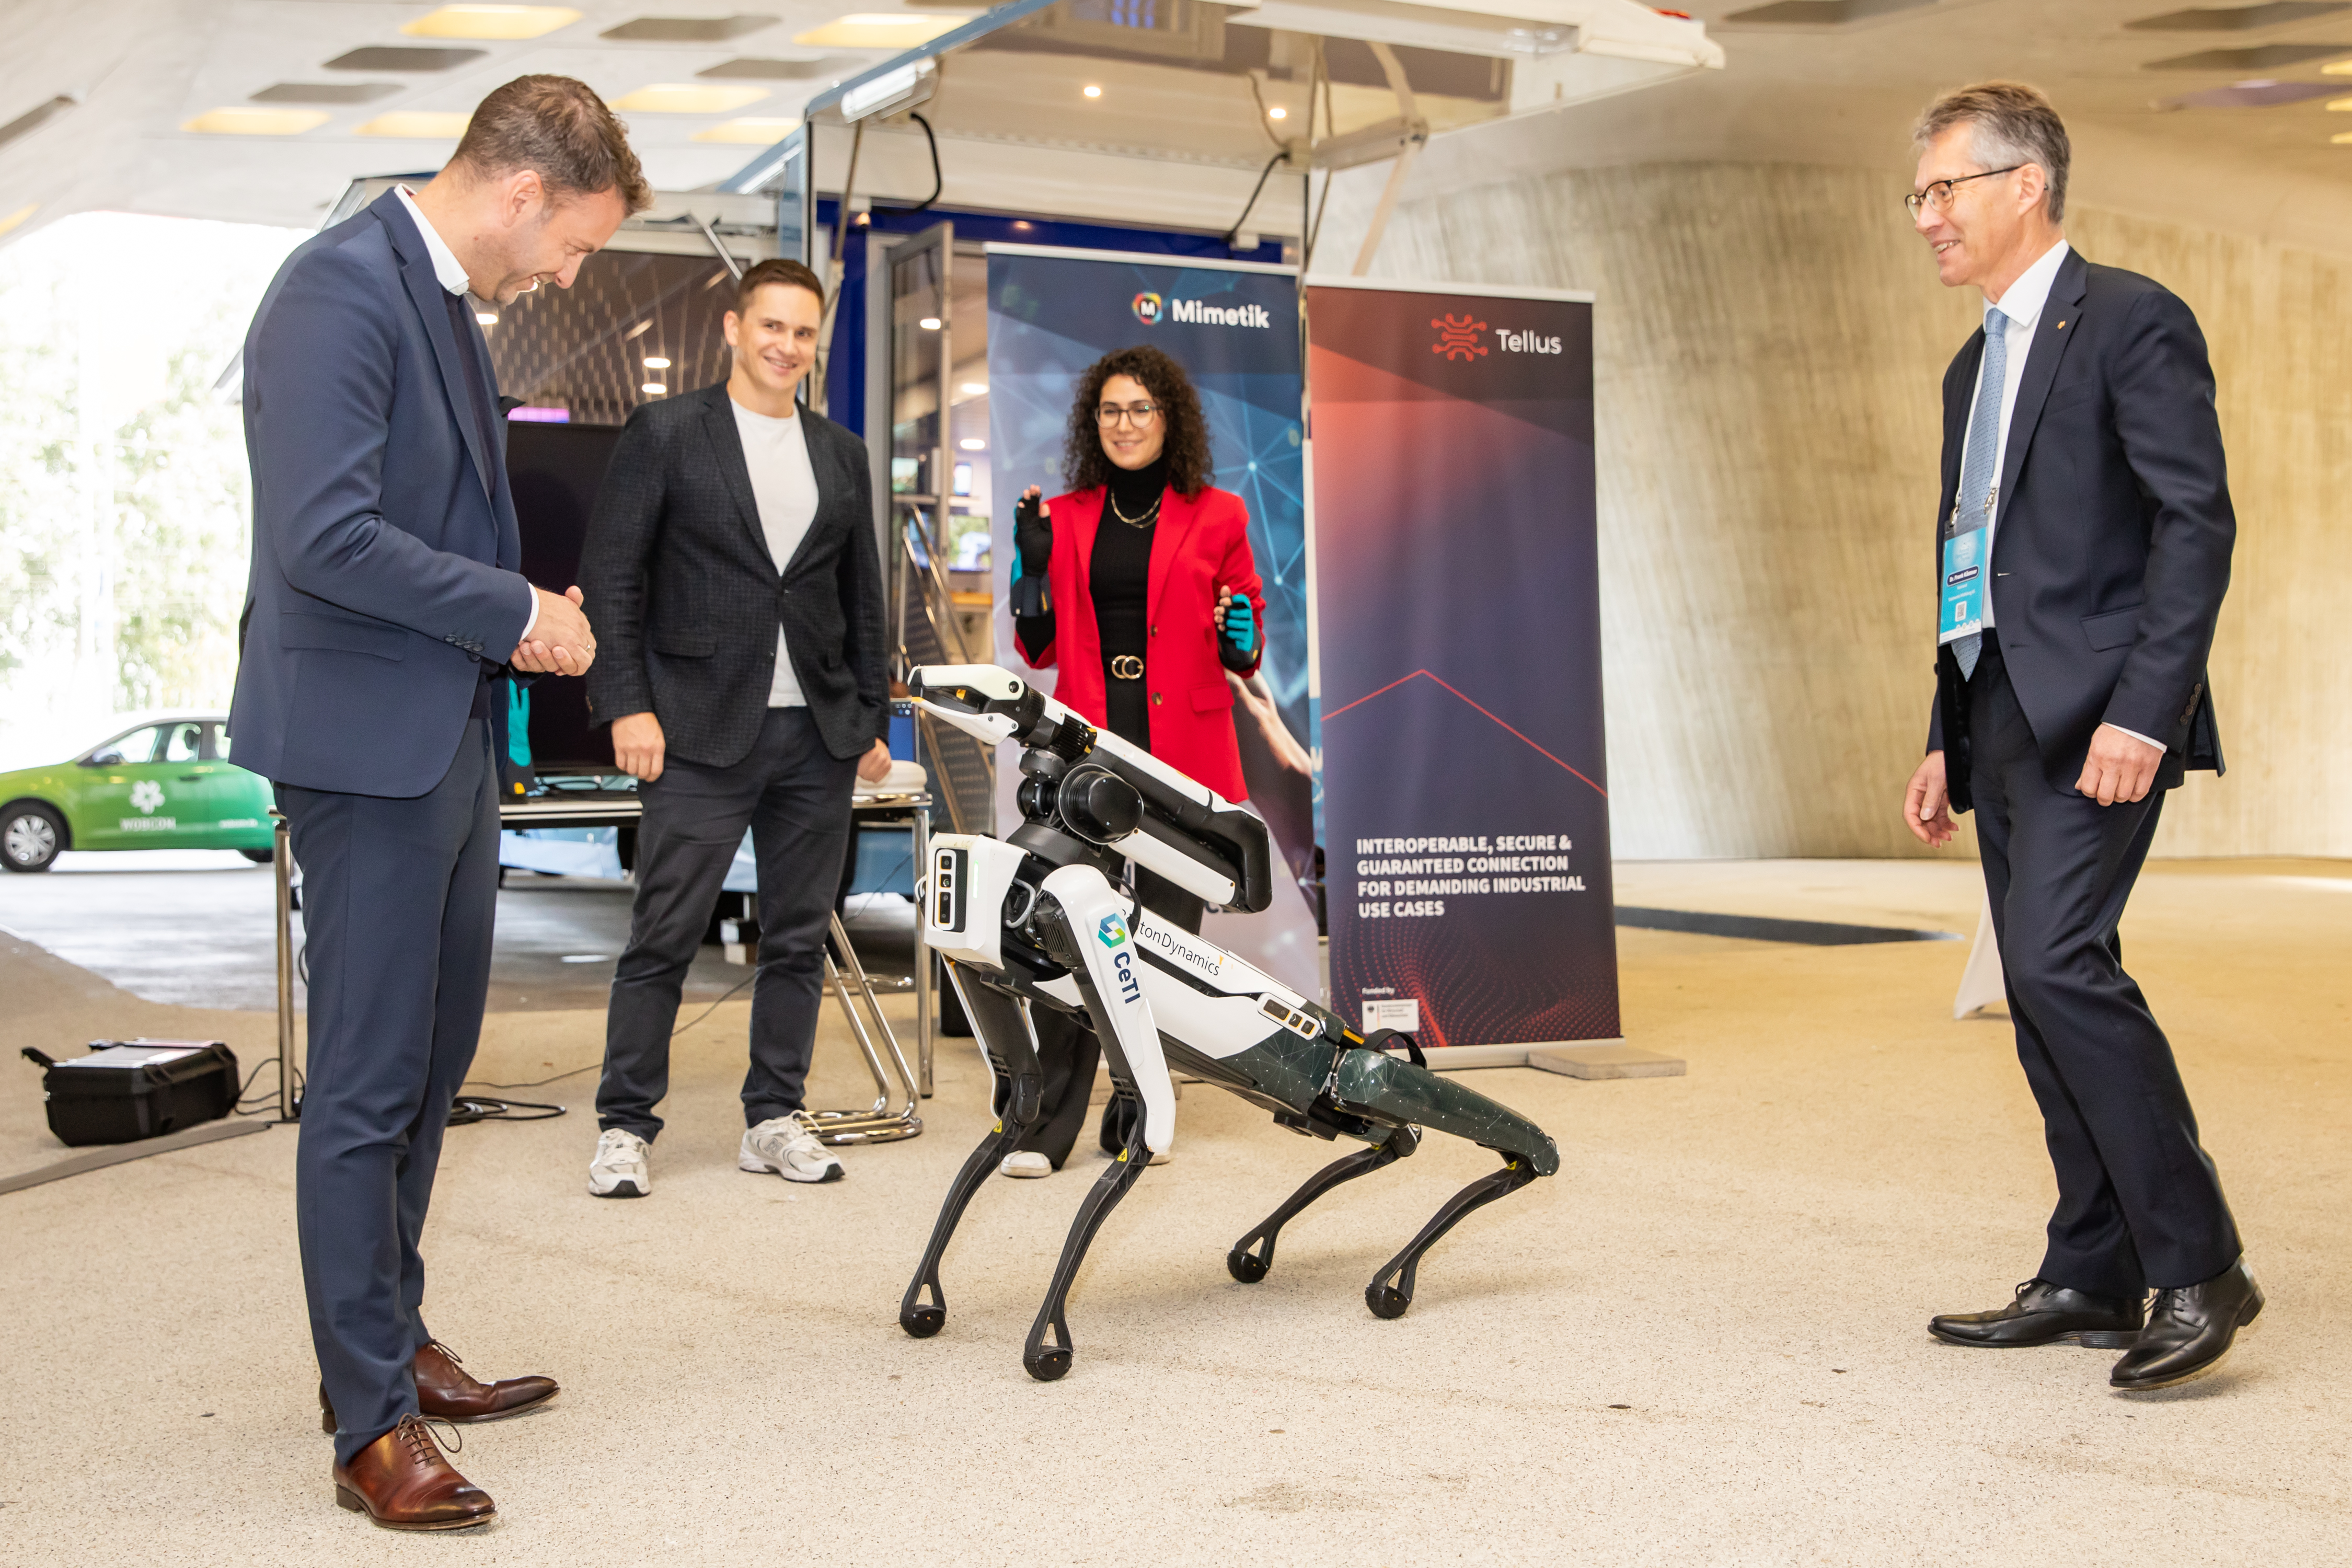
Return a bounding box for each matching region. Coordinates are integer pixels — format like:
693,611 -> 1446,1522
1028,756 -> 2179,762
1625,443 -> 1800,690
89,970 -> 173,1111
441,287 -> 502,488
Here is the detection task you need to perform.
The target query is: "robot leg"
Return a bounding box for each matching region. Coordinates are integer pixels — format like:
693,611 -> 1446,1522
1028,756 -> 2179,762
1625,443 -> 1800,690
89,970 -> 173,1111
1227,1124 -> 1420,1284
900,964 -> 1046,1339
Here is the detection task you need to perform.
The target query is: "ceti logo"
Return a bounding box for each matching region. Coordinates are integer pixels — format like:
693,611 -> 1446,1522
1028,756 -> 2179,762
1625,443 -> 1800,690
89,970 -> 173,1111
1098,914 -> 1129,949
130,780 -> 166,814
1432,313 -> 1488,361
1132,292 -> 1162,325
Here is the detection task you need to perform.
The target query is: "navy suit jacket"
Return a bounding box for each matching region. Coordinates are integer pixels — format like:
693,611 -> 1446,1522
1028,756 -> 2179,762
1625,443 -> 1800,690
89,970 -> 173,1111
230,190 -> 533,797
1926,249 -> 2233,811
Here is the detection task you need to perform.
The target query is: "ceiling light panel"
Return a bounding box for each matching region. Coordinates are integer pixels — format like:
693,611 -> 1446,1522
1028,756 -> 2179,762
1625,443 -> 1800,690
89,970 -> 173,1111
0,204 -> 37,238
326,47 -> 489,71
1723,0 -> 1934,24
358,111 -> 478,137
692,116 -> 804,141
602,14 -> 779,42
250,82 -> 401,105
2128,3 -> 2350,29
698,55 -> 860,78
2162,78 -> 2344,105
403,6 -> 582,40
2143,42 -> 2351,66
185,107 -> 330,135
611,83 -> 770,112
793,13 -> 970,50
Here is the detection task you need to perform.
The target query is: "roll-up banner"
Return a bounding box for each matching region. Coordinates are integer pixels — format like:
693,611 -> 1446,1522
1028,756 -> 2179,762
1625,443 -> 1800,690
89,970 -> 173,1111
985,245 -> 1320,992
1307,280 -> 1619,1053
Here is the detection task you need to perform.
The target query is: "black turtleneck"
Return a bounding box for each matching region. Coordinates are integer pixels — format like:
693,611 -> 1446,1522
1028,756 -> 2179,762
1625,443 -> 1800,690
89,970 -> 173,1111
1013,456 -> 1166,750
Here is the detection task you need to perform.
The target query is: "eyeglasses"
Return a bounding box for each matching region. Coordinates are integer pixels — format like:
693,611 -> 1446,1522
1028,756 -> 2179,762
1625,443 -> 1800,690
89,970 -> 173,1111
1096,402 -> 1161,426
1904,166 -> 2021,218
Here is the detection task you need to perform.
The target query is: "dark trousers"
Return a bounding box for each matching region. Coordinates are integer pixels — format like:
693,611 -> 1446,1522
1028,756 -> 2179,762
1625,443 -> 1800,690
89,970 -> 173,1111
279,718 -> 499,1465
598,707 -> 856,1139
1021,866 -> 1204,1168
1969,645 -> 2239,1295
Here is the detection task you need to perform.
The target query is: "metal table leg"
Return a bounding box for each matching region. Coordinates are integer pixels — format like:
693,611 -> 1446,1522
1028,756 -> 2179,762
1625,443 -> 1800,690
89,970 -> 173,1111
805,910 -> 924,1145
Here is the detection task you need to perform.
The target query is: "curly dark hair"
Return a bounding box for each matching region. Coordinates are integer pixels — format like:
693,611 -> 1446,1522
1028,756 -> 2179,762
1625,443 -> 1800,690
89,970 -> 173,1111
1062,344 -> 1214,499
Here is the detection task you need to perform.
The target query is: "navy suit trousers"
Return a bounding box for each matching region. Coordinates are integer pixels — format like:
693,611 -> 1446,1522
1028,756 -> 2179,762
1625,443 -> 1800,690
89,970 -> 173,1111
1968,644 -> 2239,1295
278,718 -> 500,1463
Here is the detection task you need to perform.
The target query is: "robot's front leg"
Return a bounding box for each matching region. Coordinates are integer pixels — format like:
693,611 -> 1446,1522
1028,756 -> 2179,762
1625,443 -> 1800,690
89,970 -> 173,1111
1364,1159 -> 1540,1319
1022,1111 -> 1151,1380
900,964 -> 1045,1340
1227,1125 -> 1420,1284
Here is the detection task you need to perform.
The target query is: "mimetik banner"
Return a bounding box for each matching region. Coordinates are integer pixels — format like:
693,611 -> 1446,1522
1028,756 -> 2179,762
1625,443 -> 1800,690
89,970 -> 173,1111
986,245 -> 1320,993
1307,280 -> 1619,1050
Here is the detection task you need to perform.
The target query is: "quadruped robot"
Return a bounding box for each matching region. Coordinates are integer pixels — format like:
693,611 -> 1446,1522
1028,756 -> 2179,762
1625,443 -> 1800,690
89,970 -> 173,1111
900,665 -> 1559,1381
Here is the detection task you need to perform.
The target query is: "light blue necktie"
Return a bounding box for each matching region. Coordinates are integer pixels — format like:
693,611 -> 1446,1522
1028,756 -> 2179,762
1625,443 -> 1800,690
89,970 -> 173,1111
1950,305 -> 2008,680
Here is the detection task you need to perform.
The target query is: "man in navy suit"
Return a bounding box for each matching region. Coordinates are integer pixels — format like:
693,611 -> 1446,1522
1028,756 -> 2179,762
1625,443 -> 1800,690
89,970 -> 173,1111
231,76 -> 645,1527
1899,83 -> 2256,1392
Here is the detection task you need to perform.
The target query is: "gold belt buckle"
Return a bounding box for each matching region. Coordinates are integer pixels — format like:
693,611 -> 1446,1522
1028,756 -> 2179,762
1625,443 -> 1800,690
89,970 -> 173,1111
1110,654 -> 1145,681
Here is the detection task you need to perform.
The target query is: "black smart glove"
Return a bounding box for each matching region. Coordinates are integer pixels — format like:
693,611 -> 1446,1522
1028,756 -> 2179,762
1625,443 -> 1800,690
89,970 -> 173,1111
1011,491 -> 1053,619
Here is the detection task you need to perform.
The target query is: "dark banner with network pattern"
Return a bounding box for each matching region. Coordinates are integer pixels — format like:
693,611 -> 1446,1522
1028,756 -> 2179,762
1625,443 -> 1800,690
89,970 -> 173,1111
1309,282 -> 1619,1047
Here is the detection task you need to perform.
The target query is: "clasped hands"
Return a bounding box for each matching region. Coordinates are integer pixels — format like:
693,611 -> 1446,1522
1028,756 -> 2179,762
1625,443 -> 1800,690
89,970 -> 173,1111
510,585 -> 597,676
1903,723 -> 2163,846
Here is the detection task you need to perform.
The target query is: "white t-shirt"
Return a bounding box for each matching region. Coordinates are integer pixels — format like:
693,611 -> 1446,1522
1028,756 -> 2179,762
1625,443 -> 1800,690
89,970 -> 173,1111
731,397 -> 822,708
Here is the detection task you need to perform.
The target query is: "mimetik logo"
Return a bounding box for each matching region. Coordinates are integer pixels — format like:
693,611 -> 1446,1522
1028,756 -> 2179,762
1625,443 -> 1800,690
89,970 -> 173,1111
1432,314 -> 1487,361
1169,297 -> 1272,328
1132,292 -> 1162,325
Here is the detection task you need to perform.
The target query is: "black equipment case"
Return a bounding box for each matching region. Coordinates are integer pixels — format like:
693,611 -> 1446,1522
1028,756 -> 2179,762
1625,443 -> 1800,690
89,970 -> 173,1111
21,1040 -> 241,1147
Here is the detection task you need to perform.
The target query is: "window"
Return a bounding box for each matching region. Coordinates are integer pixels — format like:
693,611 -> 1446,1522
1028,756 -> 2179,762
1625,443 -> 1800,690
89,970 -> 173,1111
204,723 -> 232,762
163,723 -> 204,764
89,727 -> 161,766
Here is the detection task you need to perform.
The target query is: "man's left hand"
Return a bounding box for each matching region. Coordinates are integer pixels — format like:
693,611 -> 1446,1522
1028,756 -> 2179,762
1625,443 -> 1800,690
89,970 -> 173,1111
857,739 -> 893,783
2076,723 -> 2163,806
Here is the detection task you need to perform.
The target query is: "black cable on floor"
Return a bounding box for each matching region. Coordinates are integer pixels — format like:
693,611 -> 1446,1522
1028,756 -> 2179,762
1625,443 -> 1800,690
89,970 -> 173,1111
447,1096 -> 566,1125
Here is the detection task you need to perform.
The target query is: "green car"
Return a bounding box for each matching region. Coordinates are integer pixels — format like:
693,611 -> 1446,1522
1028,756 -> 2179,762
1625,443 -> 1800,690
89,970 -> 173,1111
0,714 -> 275,873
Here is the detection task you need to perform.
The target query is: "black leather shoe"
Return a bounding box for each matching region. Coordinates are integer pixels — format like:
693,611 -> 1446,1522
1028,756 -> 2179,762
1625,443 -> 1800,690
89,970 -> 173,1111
1930,1279 -> 2145,1348
2110,1257 -> 2263,1391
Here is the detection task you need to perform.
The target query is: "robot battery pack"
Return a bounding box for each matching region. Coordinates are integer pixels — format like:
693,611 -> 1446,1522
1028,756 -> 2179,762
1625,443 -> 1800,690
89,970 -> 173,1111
25,1040 -> 240,1147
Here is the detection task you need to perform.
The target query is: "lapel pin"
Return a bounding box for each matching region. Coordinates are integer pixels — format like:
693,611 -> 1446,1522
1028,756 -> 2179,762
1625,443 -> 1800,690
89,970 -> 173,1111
2055,319 -> 2067,329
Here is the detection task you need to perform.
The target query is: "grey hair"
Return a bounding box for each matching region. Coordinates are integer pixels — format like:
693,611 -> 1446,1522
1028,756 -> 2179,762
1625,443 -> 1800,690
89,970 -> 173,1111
1912,81 -> 2070,224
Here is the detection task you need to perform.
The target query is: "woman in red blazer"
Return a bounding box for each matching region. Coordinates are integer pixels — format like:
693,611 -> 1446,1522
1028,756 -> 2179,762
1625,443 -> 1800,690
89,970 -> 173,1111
1003,343 -> 1266,1175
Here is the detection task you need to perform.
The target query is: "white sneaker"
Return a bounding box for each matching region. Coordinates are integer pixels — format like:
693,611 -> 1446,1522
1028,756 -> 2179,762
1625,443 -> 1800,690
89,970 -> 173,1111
589,1128 -> 651,1198
740,1111 -> 845,1184
999,1151 -> 1052,1179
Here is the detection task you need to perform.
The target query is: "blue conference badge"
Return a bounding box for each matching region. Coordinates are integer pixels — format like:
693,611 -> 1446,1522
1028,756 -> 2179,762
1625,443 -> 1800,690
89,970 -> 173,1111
1940,522 -> 1986,643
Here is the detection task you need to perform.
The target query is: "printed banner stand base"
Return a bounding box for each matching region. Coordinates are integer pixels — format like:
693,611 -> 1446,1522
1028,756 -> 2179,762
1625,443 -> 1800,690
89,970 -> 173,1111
1527,1042 -> 1685,1080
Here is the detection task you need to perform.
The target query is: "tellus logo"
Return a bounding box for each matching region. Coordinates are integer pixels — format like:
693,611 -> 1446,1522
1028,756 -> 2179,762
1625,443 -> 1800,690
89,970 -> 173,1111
1432,313 -> 1488,361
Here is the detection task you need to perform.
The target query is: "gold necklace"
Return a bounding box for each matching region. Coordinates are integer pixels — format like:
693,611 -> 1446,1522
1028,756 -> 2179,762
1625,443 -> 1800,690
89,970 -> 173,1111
1108,488 -> 1161,528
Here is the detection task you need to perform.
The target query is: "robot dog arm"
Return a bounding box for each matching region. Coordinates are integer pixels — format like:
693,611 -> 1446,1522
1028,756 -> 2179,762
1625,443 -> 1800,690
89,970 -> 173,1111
909,665 -> 1275,915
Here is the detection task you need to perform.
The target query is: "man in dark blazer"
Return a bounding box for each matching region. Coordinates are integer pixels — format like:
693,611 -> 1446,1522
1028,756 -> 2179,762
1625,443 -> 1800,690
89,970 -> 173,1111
580,257 -> 890,1201
232,77 -> 645,1527
1900,83 -> 2255,1392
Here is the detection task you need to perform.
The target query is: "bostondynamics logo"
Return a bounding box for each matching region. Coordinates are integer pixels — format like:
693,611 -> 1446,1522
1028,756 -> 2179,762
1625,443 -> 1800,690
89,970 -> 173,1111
1098,914 -> 1129,948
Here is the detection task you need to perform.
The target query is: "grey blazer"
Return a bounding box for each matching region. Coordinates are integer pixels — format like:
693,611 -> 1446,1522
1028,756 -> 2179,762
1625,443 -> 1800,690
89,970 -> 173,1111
581,382 -> 886,767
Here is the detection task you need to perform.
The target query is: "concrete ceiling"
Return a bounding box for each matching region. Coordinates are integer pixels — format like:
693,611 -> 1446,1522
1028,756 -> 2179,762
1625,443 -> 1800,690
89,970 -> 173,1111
6,1 -> 2352,257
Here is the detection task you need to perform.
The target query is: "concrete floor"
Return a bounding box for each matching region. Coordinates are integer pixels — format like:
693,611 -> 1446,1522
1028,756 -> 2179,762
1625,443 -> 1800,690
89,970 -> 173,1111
1,857 -> 2346,1564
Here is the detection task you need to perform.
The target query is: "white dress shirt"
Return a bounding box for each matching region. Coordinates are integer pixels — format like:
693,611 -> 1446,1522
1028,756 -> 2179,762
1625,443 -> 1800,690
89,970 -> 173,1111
1959,238 -> 2163,753
397,185 -> 538,643
731,396 -> 822,708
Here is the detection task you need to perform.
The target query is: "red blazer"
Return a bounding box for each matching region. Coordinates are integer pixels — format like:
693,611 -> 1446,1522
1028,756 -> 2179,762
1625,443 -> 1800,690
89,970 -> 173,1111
1025,483 -> 1264,801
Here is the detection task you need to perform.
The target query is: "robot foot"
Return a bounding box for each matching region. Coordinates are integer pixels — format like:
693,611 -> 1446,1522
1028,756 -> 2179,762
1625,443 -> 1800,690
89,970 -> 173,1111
1364,1158 -> 1541,1320
1227,1125 -> 1418,1285
901,1119 -> 1029,1339
1021,1131 -> 1153,1380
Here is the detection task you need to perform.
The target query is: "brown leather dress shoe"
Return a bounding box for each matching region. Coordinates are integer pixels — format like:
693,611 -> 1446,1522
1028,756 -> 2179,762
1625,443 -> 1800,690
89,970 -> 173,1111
332,1414 -> 495,1531
321,1341 -> 559,1433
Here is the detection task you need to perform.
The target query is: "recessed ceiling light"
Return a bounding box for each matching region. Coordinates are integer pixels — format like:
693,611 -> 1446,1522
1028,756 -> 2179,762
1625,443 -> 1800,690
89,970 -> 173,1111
184,107 -> 329,135
918,316 -> 941,330
603,14 -> 779,42
692,116 -> 802,143
357,111 -> 475,138
698,56 -> 859,79
252,82 -> 402,105
643,382 -> 668,395
959,381 -> 987,395
0,204 -> 37,238
2329,60 -> 2352,73
403,6 -> 581,41
643,355 -> 672,368
478,312 -> 499,325
325,46 -> 487,71
1083,84 -> 1103,98
2334,129 -> 2352,142
792,13 -> 968,49
1267,105 -> 1286,119
2329,96 -> 2352,109
611,83 -> 769,113
959,437 -> 986,451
